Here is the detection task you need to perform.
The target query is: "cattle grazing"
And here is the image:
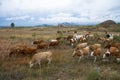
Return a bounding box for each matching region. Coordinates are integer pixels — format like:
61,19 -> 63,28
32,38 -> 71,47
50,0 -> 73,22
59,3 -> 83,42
85,34 -> 94,40
69,38 -> 77,46
66,34 -> 73,40
72,46 -> 90,62
88,34 -> 94,39
9,45 -> 37,57
75,43 -> 88,50
29,51 -> 52,68
98,37 -> 106,42
105,33 -> 114,39
49,39 -> 60,47
103,47 -> 120,62
90,48 -> 102,63
105,43 -> 120,49
33,40 -> 44,44
22,46 -> 37,55
105,33 -> 114,42
98,37 -> 112,44
84,32 -> 94,39
37,42 -> 49,50
79,37 -> 87,43
89,43 -> 101,51
9,47 -> 23,57
73,34 -> 85,41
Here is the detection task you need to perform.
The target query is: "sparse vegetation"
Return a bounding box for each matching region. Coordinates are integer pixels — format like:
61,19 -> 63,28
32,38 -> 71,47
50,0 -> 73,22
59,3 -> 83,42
0,26 -> 120,80
86,70 -> 101,80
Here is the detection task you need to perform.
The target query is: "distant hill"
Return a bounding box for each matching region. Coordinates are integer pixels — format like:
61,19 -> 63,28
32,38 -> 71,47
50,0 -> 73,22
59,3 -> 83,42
35,22 -> 94,27
58,22 -> 95,26
35,24 -> 56,27
59,22 -> 80,26
97,20 -> 117,28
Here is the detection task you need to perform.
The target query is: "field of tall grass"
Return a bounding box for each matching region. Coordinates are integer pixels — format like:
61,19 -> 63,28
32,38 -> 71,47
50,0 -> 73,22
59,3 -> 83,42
0,26 -> 120,80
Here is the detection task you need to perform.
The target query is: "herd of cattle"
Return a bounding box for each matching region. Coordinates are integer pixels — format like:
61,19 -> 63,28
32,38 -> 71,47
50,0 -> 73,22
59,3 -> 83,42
8,31 -> 120,68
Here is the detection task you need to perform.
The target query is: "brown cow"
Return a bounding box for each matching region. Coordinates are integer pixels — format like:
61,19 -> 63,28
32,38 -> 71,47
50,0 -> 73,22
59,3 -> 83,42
33,40 -> 43,44
9,45 -> 37,57
105,43 -> 120,49
103,47 -> 120,62
49,40 -> 60,47
37,42 -> 49,50
72,46 -> 90,62
90,48 -> 102,63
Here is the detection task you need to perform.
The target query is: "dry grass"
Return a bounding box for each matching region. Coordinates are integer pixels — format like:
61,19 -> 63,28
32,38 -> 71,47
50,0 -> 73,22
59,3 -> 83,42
0,26 -> 120,80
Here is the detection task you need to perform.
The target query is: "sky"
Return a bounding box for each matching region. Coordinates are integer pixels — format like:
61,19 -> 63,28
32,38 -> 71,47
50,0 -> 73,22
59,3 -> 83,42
0,0 -> 120,26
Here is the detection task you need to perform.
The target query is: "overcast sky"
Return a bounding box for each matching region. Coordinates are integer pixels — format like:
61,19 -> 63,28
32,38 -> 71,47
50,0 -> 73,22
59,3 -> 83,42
0,0 -> 120,26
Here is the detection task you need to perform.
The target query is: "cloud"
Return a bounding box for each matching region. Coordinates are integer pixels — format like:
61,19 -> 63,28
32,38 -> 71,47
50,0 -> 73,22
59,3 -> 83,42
0,2 -> 1,6
0,0 -> 71,16
6,15 -> 30,21
39,13 -> 95,24
0,0 -> 120,26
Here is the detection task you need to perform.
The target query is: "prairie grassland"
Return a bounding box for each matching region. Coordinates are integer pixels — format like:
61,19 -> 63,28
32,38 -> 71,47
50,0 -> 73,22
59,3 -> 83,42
0,26 -> 120,80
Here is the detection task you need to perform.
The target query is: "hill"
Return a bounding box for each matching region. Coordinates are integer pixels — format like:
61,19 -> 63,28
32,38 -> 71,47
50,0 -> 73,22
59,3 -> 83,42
97,20 -> 117,28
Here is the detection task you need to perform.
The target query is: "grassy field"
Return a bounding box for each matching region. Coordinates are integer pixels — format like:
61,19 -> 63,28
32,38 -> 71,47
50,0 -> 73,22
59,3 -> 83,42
0,26 -> 120,80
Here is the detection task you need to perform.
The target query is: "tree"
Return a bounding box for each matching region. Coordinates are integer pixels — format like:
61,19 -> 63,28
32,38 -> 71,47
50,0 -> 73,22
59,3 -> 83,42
11,23 -> 15,28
